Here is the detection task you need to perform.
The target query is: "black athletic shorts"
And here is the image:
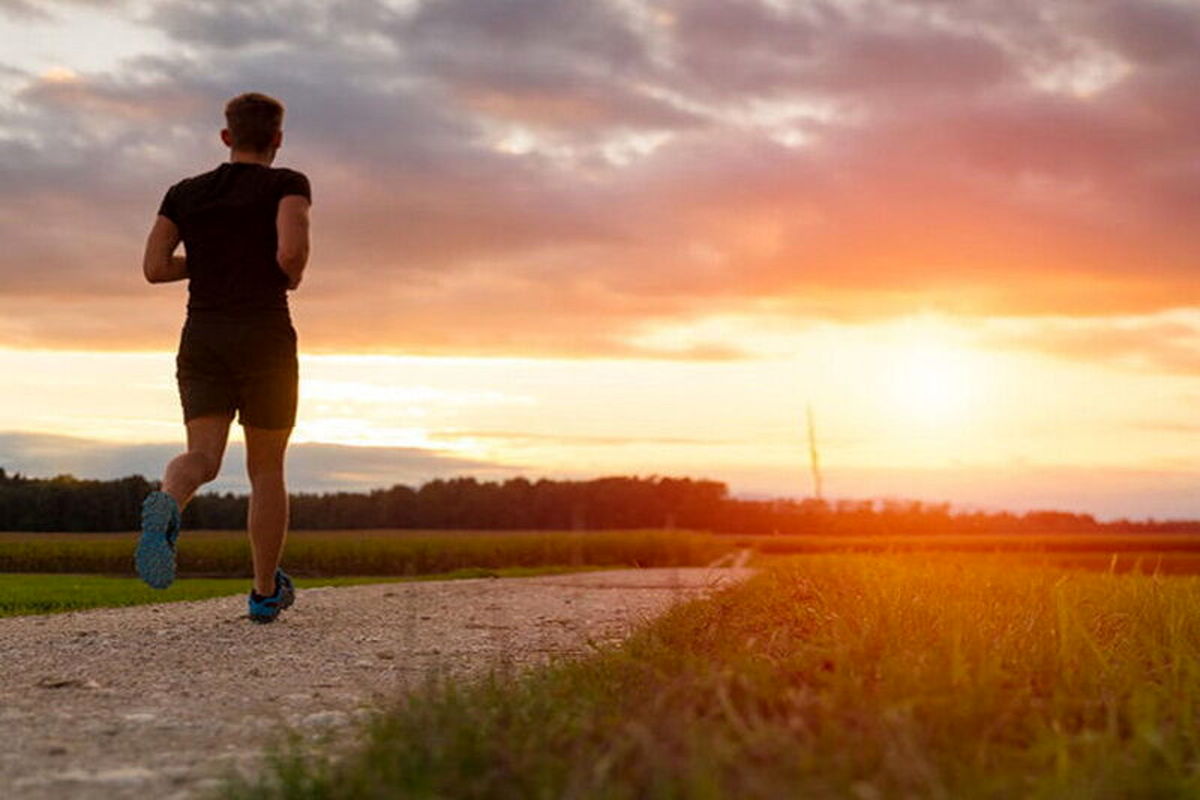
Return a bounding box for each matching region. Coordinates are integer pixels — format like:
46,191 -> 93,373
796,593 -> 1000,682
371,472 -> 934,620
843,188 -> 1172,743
176,311 -> 299,430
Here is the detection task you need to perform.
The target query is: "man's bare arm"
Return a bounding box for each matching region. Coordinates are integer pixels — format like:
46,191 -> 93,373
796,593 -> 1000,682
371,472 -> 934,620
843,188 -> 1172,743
276,195 -> 310,290
143,216 -> 187,283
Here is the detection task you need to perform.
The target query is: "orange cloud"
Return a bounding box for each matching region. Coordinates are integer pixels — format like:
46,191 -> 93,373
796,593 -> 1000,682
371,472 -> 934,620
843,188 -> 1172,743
981,316 -> 1200,375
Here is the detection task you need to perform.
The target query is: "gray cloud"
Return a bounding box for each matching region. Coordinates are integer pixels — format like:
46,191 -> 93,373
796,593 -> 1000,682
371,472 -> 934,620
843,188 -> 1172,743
146,1 -> 332,49
1092,0 -> 1200,66
0,431 -> 516,493
0,0 -> 49,20
399,0 -> 700,132
0,0 -> 124,23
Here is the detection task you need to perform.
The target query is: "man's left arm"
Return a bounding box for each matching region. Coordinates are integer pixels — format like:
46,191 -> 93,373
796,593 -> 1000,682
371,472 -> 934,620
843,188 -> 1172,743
143,215 -> 188,283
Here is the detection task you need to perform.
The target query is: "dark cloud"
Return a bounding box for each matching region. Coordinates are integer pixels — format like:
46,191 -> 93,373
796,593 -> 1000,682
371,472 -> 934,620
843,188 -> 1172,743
0,0 -> 49,20
146,1 -> 331,49
406,0 -> 650,82
2,0 -> 1200,359
664,0 -> 1016,101
0,431 -> 515,493
0,0 -> 119,22
400,0 -> 700,132
662,0 -> 820,96
1092,0 -> 1200,66
816,28 -> 1015,96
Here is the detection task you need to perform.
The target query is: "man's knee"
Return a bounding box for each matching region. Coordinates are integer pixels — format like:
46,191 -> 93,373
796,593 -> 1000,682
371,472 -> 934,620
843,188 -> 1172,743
248,464 -> 285,487
191,450 -> 223,483
245,427 -> 290,485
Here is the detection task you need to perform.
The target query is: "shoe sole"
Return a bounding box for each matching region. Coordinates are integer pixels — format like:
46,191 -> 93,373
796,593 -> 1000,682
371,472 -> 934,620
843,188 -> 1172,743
278,576 -> 295,610
136,497 -> 177,590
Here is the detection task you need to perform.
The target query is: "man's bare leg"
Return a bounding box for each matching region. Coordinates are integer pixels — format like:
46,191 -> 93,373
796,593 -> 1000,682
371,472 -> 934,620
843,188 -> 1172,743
162,414 -> 233,508
138,413 -> 232,588
244,425 -> 291,596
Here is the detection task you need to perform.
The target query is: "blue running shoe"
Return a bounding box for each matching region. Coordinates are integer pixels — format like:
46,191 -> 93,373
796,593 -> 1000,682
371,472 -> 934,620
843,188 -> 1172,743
248,569 -> 295,624
135,491 -> 181,589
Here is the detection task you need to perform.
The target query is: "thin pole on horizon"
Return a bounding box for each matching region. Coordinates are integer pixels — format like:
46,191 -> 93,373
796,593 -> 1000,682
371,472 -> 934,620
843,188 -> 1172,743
806,403 -> 823,501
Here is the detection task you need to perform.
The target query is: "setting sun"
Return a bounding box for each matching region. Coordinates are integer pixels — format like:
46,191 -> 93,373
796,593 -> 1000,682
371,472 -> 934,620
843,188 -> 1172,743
884,342 -> 978,426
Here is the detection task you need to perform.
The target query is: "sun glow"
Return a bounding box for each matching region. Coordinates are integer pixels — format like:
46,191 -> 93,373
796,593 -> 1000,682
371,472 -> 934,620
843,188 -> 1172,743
884,343 -> 977,425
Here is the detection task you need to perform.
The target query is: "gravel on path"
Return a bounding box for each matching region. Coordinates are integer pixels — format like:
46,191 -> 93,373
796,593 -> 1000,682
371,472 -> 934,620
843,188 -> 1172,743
0,567 -> 753,800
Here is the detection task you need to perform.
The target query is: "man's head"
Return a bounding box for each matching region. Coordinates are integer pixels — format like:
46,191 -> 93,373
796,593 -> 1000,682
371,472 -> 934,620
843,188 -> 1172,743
221,92 -> 284,157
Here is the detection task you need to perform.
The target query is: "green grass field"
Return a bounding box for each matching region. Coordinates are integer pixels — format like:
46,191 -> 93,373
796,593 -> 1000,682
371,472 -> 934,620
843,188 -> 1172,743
0,528 -> 728,577
0,567 -> 597,617
232,553 -> 1200,798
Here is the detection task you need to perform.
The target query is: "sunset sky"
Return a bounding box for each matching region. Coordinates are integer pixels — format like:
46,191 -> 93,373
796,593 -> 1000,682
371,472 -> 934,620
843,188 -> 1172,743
2,0 -> 1199,519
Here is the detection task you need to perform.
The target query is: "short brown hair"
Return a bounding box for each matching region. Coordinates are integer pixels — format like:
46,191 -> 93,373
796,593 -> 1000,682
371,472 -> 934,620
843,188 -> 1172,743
224,92 -> 284,152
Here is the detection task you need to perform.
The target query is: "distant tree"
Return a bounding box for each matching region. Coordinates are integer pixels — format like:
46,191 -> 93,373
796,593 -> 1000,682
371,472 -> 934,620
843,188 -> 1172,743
1,465 -> 1195,535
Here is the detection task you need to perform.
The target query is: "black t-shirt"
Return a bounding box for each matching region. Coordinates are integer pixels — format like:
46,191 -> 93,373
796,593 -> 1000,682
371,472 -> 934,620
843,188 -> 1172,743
157,162 -> 311,315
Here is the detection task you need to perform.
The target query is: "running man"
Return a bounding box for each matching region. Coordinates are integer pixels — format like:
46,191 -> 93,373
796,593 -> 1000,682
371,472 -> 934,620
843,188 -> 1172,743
136,92 -> 311,623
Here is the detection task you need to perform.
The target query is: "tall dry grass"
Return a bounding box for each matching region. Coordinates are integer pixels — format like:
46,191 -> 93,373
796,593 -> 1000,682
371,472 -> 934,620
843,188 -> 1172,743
238,554 -> 1200,798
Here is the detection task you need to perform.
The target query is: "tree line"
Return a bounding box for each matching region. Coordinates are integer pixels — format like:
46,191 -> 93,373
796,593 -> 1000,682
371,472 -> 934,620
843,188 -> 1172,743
0,467 -> 1195,534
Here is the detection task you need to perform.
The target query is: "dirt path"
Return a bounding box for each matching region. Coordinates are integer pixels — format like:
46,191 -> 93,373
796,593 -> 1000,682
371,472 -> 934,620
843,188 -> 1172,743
0,567 -> 753,799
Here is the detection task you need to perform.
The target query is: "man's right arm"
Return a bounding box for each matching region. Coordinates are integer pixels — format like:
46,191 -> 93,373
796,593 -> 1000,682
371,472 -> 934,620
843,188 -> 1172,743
277,195 -> 310,290
143,215 -> 187,283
